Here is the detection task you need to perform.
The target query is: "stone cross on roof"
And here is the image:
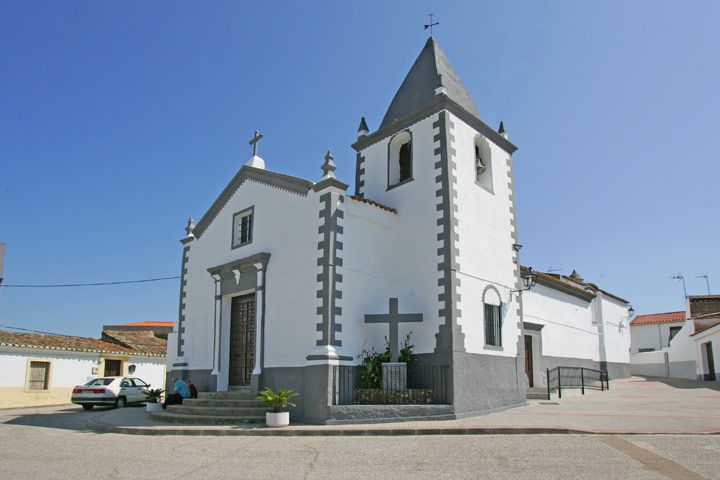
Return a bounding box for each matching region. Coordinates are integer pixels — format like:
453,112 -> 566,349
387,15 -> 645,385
249,130 -> 264,157
364,298 -> 423,362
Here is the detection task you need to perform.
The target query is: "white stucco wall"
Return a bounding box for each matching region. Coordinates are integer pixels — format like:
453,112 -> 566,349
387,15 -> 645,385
0,348 -> 98,388
179,178 -> 318,374
128,356 -> 166,389
693,325 -> 720,379
451,112 -> 520,357
522,284 -> 598,361
601,296 -> 631,364
630,322 -> 685,353
348,113 -> 451,356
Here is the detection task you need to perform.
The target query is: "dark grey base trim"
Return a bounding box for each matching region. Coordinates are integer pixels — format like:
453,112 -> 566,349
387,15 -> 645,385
541,356 -> 631,380
451,352 -> 526,415
305,355 -> 353,361
324,405 -> 454,425
165,369 -> 216,393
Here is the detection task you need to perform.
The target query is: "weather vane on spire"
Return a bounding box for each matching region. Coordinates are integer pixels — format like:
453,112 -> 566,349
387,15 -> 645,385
424,13 -> 439,37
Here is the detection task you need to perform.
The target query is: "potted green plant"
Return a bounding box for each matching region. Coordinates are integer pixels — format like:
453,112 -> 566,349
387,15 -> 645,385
144,388 -> 164,412
256,387 -> 299,427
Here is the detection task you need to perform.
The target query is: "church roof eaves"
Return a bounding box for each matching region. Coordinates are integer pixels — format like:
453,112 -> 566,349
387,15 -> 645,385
349,195 -> 397,214
194,166 -> 314,239
352,95 -> 517,155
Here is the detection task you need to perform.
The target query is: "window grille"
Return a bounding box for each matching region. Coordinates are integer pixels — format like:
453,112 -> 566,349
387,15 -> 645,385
484,304 -> 502,347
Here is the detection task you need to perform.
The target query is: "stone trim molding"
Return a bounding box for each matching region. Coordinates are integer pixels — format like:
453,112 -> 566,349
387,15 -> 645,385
481,284 -> 502,306
315,187 -> 346,348
506,149 -> 528,389
523,322 -> 545,332
176,244 -> 191,357
207,252 -> 271,278
433,111 -> 465,354
352,96 -> 517,156
194,166 -> 314,239
354,151 -> 365,197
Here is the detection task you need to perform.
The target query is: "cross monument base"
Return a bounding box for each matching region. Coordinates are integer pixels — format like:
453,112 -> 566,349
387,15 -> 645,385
382,362 -> 407,392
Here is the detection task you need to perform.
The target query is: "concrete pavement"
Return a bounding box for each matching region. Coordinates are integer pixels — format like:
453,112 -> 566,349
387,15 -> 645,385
84,376 -> 720,435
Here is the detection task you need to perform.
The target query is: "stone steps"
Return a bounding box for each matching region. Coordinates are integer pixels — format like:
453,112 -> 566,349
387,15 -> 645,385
197,391 -> 257,400
150,411 -> 265,425
526,387 -> 549,400
167,405 -> 269,417
183,398 -> 264,408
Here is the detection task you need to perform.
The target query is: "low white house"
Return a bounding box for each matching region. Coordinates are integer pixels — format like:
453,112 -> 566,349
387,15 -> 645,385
630,295 -> 720,381
521,269 -> 632,388
0,328 -> 167,409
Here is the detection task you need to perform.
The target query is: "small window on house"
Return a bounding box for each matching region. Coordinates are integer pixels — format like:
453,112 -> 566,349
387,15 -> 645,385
639,348 -> 655,353
484,303 -> 502,347
388,131 -> 413,188
669,326 -> 681,344
27,361 -> 50,391
232,207 -> 254,248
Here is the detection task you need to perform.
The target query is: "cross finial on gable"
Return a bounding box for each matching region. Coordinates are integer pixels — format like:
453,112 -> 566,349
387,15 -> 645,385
249,130 -> 264,157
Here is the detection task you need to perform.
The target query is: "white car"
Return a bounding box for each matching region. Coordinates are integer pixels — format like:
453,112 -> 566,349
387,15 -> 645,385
71,376 -> 151,410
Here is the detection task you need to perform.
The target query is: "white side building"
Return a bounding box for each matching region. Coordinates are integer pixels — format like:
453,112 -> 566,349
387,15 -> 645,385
0,329 -> 166,408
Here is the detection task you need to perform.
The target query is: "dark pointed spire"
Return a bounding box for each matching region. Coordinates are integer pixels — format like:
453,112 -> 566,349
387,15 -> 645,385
380,37 -> 480,129
357,117 -> 369,137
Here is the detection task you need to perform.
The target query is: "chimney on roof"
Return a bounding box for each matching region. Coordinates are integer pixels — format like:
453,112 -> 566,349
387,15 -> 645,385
569,270 -> 584,282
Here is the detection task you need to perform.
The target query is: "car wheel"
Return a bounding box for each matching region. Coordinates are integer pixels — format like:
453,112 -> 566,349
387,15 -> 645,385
114,397 -> 127,409
82,404 -> 94,411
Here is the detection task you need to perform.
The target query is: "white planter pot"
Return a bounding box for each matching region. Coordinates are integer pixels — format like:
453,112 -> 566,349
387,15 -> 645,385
265,411 -> 290,428
146,402 -> 162,412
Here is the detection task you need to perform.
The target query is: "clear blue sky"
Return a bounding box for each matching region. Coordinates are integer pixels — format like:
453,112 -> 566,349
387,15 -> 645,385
1,1 -> 718,336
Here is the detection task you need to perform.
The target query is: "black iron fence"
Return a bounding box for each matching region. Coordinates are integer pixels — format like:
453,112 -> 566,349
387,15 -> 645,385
546,366 -> 609,399
332,364 -> 449,405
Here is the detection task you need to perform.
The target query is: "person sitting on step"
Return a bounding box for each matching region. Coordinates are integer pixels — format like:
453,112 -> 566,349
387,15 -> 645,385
162,376 -> 191,409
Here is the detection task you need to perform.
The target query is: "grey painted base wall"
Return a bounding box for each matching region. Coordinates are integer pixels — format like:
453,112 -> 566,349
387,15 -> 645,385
451,352 -> 526,415
164,369 -> 216,393
631,360 -> 697,380
540,355 -> 631,382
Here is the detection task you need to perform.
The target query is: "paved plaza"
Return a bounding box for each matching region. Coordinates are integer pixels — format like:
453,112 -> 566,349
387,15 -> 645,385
85,376 -> 720,435
1,377 -> 719,479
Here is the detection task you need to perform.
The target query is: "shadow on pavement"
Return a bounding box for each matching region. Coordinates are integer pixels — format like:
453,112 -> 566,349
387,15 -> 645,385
634,376 -> 720,391
1,405 -> 146,433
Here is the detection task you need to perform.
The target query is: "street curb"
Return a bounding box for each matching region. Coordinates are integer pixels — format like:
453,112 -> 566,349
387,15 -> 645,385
87,416 -> 720,437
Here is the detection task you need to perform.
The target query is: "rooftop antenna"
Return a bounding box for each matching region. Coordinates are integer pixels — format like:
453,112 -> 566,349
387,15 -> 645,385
547,266 -> 562,273
424,13 -> 439,37
671,273 -> 688,299
695,275 -> 711,295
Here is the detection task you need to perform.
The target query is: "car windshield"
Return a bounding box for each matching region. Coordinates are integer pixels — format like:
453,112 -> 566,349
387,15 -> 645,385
84,378 -> 114,386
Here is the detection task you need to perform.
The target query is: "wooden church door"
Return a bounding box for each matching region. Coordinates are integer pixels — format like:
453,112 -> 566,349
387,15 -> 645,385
228,293 -> 256,386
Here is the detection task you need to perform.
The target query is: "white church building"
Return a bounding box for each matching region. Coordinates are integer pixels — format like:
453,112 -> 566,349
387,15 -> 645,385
166,38 -> 632,423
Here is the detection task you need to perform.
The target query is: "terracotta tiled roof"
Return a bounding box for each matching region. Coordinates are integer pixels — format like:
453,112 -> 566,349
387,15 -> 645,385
120,321 -> 174,328
630,311 -> 685,326
520,266 -> 629,304
0,330 -> 136,355
349,195 -> 397,214
101,330 -> 167,356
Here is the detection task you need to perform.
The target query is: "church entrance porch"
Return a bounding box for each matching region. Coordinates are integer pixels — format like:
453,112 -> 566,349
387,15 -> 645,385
229,293 -> 256,386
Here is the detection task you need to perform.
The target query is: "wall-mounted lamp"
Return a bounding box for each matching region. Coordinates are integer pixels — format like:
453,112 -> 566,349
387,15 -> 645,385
512,267 -> 538,294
